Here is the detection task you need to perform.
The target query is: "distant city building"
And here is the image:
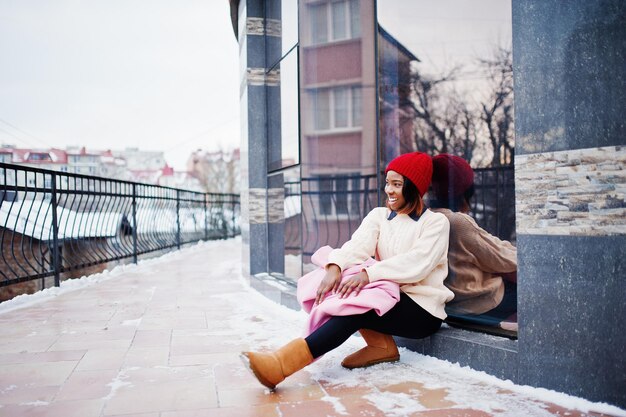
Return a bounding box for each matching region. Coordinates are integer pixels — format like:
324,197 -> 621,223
0,144 -> 203,192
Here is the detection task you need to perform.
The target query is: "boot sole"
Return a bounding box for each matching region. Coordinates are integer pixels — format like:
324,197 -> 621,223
342,354 -> 400,370
239,352 -> 278,391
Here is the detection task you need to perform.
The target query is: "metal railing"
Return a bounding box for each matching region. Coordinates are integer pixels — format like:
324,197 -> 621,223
285,173 -> 378,258
284,166 -> 515,261
0,163 -> 240,293
470,165 -> 516,243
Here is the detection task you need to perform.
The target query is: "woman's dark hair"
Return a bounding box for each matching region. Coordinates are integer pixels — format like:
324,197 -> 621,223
387,176 -> 423,216
429,184 -> 475,212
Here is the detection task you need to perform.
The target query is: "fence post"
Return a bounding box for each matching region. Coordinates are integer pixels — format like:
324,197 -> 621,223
176,190 -> 181,249
132,184 -> 138,264
50,173 -> 61,287
204,193 -> 209,241
495,167 -> 501,238
231,195 -> 236,238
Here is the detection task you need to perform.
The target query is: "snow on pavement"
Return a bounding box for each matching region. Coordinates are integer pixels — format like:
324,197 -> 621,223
0,237 -> 624,417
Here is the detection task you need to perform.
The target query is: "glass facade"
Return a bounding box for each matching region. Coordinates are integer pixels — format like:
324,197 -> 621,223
265,0 -> 516,336
377,0 -> 516,336
298,0 -> 378,273
238,0 -> 626,404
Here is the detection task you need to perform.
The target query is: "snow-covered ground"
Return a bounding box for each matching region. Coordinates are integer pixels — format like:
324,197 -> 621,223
0,237 -> 624,417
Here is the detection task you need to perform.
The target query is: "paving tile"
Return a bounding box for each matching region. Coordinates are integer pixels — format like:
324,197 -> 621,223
0,361 -> 77,387
318,378 -> 377,397
54,369 -> 119,401
218,382 -> 325,408
168,352 -> 239,367
130,329 -> 172,348
278,399 -> 382,417
0,336 -> 59,354
103,377 -> 217,415
47,338 -> 132,352
162,404 -> 280,417
0,350 -> 86,366
213,362 -> 263,390
106,414 -> 159,417
0,385 -> 59,406
123,347 -> 169,367
75,349 -> 127,371
0,398 -> 104,417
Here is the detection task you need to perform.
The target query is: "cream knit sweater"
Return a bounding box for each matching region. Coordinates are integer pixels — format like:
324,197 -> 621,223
327,207 -> 454,320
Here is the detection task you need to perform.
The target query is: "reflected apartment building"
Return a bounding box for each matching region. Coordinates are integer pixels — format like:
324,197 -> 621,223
297,0 -> 417,271
231,0 -> 626,409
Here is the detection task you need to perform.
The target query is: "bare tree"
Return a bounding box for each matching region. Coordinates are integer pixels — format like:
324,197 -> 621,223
187,148 -> 240,194
478,47 -> 515,166
403,66 -> 482,165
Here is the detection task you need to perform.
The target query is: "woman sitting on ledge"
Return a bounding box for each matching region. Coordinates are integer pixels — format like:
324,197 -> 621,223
241,152 -> 454,390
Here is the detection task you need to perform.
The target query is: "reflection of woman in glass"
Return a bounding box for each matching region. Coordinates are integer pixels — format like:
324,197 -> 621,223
242,152 -> 454,390
429,154 -> 517,331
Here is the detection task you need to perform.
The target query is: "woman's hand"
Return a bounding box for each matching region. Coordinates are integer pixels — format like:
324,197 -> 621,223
315,264 -> 341,305
336,270 -> 370,299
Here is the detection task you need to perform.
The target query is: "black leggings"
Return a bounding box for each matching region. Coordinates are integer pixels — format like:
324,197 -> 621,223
304,293 -> 443,359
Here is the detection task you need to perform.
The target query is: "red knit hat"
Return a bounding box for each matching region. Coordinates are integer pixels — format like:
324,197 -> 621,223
431,154 -> 474,199
385,152 -> 433,197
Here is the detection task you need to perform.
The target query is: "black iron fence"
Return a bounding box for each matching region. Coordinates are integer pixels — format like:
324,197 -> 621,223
470,165 -> 516,243
0,163 -> 240,295
284,166 -> 514,261
285,173 -> 378,258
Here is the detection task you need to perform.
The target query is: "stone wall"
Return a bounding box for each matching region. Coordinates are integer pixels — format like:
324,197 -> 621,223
516,145 -> 626,235
0,231 -> 108,302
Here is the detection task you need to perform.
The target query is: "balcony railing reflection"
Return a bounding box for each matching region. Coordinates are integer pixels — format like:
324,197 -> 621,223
285,166 -> 514,266
0,162 -> 240,300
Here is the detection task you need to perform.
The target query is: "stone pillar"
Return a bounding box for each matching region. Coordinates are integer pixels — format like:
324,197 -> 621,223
513,0 -> 625,407
238,0 -> 285,277
238,0 -> 270,276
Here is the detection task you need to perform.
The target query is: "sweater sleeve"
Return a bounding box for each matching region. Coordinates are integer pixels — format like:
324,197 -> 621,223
326,208 -> 382,271
453,213 -> 517,274
365,212 -> 450,284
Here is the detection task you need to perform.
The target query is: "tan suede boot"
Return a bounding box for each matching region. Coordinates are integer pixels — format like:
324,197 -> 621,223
241,338 -> 314,390
341,329 -> 400,369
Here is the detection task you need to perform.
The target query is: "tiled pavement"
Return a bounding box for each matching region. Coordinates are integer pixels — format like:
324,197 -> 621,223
0,238 -> 623,417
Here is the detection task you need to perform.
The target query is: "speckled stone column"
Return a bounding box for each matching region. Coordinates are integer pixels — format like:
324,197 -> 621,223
513,0 -> 626,407
238,0 -> 271,276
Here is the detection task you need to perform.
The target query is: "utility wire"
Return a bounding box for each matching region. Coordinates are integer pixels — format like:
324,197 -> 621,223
0,118 -> 53,148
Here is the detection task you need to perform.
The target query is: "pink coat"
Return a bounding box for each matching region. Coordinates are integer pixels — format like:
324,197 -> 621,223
297,246 -> 400,337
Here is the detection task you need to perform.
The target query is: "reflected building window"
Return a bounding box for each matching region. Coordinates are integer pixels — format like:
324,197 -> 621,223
308,0 -> 361,45
311,86 -> 363,131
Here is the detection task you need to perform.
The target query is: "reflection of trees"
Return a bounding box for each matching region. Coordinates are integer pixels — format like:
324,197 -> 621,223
399,46 -> 516,241
404,46 -> 515,168
480,47 -> 514,167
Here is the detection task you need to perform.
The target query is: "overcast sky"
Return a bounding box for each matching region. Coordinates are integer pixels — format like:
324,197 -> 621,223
0,1 -> 511,171
0,0 -> 240,170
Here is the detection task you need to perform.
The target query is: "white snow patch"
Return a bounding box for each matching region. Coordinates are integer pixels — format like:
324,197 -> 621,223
320,395 -> 348,415
363,391 -> 426,416
1,385 -> 17,394
18,401 -> 49,407
121,318 -> 142,327
103,370 -> 134,401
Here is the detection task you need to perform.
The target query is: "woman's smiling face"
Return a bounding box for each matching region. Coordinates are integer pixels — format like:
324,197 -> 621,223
385,170 -> 406,211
